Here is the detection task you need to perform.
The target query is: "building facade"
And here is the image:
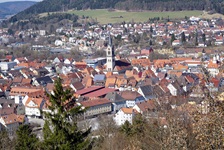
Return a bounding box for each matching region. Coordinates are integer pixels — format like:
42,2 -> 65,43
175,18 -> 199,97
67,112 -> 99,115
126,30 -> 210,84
106,33 -> 115,72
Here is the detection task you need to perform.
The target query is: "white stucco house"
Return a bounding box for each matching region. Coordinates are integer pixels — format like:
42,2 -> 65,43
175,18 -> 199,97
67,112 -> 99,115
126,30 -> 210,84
55,39 -> 64,46
25,97 -> 45,118
113,107 -> 136,126
167,81 -> 184,96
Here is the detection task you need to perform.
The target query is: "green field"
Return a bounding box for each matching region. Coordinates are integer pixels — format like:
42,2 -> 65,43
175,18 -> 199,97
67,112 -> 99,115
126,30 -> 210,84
67,9 -> 203,24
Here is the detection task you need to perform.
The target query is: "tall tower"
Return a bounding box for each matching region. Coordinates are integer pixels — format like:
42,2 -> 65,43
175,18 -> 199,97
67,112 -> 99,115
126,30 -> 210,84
106,32 -> 115,72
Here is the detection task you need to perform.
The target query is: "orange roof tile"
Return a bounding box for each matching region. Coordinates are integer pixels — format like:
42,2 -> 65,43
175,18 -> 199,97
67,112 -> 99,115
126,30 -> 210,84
106,71 -> 113,78
173,63 -> 188,70
80,98 -> 111,107
131,59 -> 151,66
86,77 -> 93,88
10,87 -> 43,97
1,114 -> 19,125
25,97 -> 44,108
116,78 -> 127,87
121,108 -> 134,114
207,61 -> 219,69
105,77 -> 117,87
167,70 -> 182,78
17,62 -> 29,68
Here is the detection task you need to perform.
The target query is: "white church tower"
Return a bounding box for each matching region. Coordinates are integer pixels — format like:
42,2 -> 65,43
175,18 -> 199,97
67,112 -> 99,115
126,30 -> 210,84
106,33 -> 115,72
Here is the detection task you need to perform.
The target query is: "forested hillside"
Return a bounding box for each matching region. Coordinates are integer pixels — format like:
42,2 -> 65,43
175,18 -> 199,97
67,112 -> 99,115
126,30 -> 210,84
0,1 -> 36,19
9,0 -> 224,21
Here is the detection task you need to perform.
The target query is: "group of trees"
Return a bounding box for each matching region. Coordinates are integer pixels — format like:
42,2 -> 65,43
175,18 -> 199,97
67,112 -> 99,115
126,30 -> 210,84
92,91 -> 224,150
7,0 -> 224,22
115,0 -> 212,11
4,13 -> 79,34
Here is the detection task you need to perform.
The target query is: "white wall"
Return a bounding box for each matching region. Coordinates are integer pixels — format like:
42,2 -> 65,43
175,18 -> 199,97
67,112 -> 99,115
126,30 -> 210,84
25,107 -> 41,117
114,109 -> 134,126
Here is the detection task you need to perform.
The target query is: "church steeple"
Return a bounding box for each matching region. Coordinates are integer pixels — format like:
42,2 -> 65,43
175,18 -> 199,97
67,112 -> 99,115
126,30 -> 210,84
108,31 -> 112,46
106,32 -> 115,72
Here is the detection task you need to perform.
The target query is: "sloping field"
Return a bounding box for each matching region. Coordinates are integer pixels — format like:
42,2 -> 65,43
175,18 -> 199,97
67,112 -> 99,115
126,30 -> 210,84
68,9 -> 203,24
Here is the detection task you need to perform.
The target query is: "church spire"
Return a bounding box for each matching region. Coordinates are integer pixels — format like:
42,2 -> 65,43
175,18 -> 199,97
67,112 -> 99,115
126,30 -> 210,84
108,31 -> 112,46
106,31 -> 115,72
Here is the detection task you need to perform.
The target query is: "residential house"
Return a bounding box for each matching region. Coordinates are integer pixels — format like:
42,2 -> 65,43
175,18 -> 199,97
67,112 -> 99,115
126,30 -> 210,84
53,57 -> 63,64
105,92 -> 126,113
113,107 -> 136,126
0,114 -> 20,135
25,96 -> 45,118
207,60 -> 219,77
172,40 -> 181,46
105,76 -> 117,88
0,62 -> 17,71
14,57 -> 27,64
119,91 -> 145,107
167,80 -> 185,96
153,85 -> 168,97
34,68 -> 50,77
138,85 -> 156,100
141,47 -> 153,55
5,55 -> 15,62
0,99 -> 15,116
93,74 -> 106,86
214,36 -> 223,45
9,87 -> 43,104
45,83 -> 54,95
32,76 -> 53,86
190,84 -> 205,98
127,77 -> 137,91
207,78 -> 219,93
115,76 -> 128,91
133,100 -> 157,117
70,81 -> 85,92
64,58 -> 74,64
176,75 -> 191,92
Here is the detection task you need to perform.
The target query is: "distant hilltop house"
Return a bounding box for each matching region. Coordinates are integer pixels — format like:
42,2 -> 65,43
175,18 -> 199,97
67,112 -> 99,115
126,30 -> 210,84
189,16 -> 200,22
172,40 -> 181,46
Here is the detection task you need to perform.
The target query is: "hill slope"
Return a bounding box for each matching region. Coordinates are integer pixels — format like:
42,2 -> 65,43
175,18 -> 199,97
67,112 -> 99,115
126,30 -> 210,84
0,1 -> 37,19
8,0 -> 224,22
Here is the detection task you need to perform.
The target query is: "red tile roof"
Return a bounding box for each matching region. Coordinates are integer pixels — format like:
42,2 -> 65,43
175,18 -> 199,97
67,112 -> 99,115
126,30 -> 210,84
80,98 -> 111,107
76,86 -> 104,95
83,88 -> 117,98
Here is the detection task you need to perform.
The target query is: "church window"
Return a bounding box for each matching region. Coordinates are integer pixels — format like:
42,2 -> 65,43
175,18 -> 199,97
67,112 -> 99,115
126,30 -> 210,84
108,51 -> 111,55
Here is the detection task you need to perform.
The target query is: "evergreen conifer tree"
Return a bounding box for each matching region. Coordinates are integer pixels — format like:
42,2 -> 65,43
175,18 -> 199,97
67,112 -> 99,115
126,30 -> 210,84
15,125 -> 38,150
181,32 -> 186,43
171,34 -> 176,44
42,78 -> 91,150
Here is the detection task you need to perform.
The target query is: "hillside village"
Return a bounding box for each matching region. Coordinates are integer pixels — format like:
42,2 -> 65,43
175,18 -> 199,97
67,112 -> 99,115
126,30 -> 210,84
0,15 -> 224,137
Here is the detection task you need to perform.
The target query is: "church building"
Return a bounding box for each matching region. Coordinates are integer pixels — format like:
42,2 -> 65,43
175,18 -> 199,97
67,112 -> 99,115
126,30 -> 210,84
106,33 -> 115,72
105,32 -> 132,74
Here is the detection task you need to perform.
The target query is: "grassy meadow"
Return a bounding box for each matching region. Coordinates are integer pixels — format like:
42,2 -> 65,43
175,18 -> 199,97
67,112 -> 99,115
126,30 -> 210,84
67,9 -> 203,24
